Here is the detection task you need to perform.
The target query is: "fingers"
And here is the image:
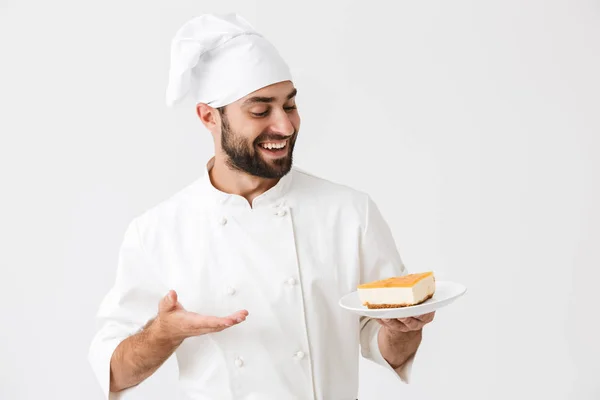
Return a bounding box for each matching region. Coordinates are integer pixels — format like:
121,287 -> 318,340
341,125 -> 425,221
157,290 -> 249,339
379,317 -> 427,333
230,309 -> 250,322
217,310 -> 249,328
159,290 -> 178,313
397,317 -> 423,331
414,311 -> 435,323
379,318 -> 411,332
185,309 -> 249,333
377,310 -> 436,334
168,290 -> 178,305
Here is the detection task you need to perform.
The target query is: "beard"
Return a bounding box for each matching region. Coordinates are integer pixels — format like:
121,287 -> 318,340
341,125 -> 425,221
220,113 -> 297,179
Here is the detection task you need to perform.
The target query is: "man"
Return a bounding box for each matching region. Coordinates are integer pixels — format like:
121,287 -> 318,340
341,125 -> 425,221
88,13 -> 435,400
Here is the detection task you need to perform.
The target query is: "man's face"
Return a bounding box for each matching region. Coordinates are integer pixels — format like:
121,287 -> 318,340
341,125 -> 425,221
217,81 -> 300,179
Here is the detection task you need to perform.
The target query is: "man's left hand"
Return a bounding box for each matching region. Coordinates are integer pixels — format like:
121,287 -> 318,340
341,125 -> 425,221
376,311 -> 435,334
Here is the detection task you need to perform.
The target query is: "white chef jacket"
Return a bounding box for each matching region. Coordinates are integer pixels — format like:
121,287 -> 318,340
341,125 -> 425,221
88,158 -> 417,400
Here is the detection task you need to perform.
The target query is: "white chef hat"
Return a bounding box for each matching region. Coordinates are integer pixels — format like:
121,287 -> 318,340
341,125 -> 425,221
165,13 -> 293,108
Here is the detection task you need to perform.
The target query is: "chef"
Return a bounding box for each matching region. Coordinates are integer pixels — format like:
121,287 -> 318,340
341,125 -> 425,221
88,13 -> 435,400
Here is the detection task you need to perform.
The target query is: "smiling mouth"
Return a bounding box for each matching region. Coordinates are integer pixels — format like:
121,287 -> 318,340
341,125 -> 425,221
256,139 -> 290,159
258,141 -> 287,150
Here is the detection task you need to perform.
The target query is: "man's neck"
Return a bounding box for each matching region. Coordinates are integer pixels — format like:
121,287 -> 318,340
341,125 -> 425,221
209,156 -> 280,206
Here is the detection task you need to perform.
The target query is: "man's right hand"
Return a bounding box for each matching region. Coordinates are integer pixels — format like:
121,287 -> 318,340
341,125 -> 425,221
153,290 -> 249,345
110,289 -> 248,393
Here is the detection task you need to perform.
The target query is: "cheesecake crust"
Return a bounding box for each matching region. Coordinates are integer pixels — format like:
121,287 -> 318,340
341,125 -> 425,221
363,292 -> 434,309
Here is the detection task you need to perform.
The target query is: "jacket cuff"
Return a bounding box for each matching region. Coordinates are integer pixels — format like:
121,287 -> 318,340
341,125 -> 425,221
88,335 -> 126,399
360,318 -> 416,383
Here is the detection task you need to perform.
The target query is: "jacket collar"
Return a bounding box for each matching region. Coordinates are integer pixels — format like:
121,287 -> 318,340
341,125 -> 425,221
200,157 -> 293,209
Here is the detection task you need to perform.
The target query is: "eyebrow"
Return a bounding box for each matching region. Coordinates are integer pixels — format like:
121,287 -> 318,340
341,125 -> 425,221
242,88 -> 298,106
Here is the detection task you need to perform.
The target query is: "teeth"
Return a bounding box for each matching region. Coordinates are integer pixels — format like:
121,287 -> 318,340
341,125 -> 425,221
261,142 -> 286,150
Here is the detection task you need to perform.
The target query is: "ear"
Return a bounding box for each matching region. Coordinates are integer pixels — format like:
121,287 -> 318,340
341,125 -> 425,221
196,103 -> 221,131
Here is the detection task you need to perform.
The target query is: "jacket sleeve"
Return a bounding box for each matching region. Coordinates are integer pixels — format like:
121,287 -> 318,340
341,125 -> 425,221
88,218 -> 168,399
357,195 -> 418,383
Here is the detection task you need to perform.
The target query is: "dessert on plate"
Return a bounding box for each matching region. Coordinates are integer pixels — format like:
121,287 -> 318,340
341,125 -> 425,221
357,271 -> 435,309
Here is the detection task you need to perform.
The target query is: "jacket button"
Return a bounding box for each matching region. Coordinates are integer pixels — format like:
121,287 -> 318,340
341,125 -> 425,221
295,351 -> 305,359
226,286 -> 236,295
219,217 -> 227,226
286,277 -> 297,286
276,209 -> 287,217
235,358 -> 244,367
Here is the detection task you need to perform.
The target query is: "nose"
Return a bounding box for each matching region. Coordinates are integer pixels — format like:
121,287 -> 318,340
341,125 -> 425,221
270,109 -> 296,137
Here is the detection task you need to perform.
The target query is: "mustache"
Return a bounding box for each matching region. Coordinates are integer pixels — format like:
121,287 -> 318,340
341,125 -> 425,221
254,131 -> 297,144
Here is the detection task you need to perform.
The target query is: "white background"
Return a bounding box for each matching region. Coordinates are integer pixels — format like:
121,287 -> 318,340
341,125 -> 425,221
1,1 -> 599,399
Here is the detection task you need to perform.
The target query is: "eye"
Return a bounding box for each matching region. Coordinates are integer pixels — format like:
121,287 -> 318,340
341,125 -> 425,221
250,104 -> 296,118
251,110 -> 270,117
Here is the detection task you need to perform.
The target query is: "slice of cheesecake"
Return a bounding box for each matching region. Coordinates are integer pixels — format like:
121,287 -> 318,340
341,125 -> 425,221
357,272 -> 435,309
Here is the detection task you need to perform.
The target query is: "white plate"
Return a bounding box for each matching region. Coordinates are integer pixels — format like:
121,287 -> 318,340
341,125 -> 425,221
338,280 -> 467,319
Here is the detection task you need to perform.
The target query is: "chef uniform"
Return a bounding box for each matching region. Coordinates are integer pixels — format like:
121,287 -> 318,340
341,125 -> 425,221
88,13 -> 418,400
